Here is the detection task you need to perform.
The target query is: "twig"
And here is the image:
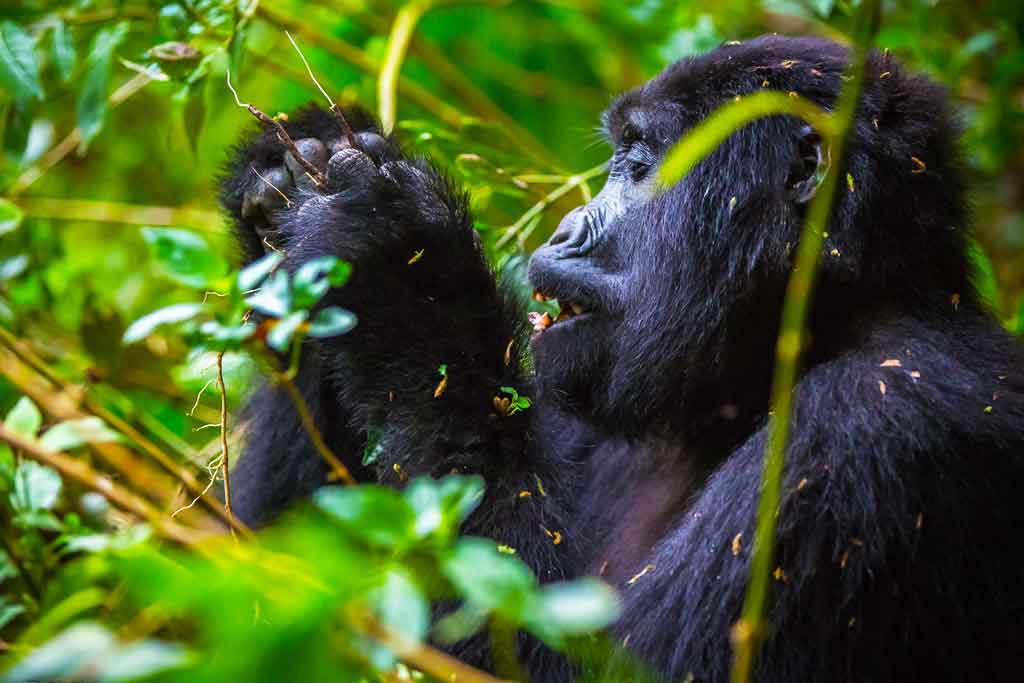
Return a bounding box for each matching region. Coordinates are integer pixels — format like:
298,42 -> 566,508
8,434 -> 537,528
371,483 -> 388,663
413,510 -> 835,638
275,373 -> 356,486
357,612 -> 509,683
379,0 -> 432,134
13,197 -> 222,232
226,70 -> 327,189
284,30 -> 357,145
252,167 -> 293,207
494,163 -> 606,249
215,353 -> 234,534
0,424 -> 203,547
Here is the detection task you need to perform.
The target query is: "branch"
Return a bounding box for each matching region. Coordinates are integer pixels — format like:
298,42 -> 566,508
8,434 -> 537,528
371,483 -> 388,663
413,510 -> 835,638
0,424 -> 204,547
13,197 -> 222,232
275,373 -> 356,486
216,353 -> 234,533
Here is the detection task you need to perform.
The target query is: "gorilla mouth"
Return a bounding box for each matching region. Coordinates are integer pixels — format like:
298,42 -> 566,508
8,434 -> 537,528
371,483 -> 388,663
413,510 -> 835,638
529,290 -> 591,337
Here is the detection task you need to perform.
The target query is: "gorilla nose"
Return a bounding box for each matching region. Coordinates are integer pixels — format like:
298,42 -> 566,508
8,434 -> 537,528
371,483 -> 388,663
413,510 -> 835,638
546,206 -> 594,254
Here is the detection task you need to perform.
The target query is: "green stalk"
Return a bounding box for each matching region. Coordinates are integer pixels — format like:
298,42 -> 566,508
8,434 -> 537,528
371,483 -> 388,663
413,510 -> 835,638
379,0 -> 432,134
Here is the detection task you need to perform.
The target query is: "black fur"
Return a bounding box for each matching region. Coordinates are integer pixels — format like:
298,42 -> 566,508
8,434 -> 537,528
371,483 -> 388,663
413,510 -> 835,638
222,35 -> 1024,681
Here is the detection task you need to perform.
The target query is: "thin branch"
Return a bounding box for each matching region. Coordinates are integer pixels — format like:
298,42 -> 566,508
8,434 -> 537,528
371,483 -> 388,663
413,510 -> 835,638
215,353 -> 234,534
227,70 -> 327,188
274,373 -> 356,486
13,197 -> 222,232
285,30 -> 356,144
0,424 -> 203,547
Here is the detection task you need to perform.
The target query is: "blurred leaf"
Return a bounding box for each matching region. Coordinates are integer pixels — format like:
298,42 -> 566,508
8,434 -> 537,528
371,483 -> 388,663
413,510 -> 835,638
245,269 -> 291,318
365,569 -> 429,669
0,21 -> 43,103
307,307 -> 357,338
50,20 -> 75,83
142,227 -> 227,288
12,461 -> 62,512
315,485 -> 417,549
404,474 -> 484,540
441,537 -> 536,619
5,396 -> 42,438
123,303 -> 205,344
967,238 -> 1000,310
293,256 -> 351,308
77,22 -> 129,147
4,622 -> 186,682
39,417 -> 123,452
238,252 -> 285,291
0,600 -> 25,630
183,79 -> 206,154
524,579 -> 620,648
0,255 -> 28,280
266,310 -> 307,352
0,199 -> 24,236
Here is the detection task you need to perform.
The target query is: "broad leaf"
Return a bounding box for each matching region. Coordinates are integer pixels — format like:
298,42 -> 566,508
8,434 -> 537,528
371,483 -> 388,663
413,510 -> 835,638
5,396 -> 42,438
442,537 -> 536,619
307,307 -> 356,338
142,227 -> 227,288
51,20 -> 75,82
237,251 -> 284,291
12,461 -> 62,512
315,485 -> 417,549
266,310 -> 307,352
0,21 -> 43,102
123,303 -> 205,344
77,22 -> 129,147
0,199 -> 24,236
39,417 -> 122,452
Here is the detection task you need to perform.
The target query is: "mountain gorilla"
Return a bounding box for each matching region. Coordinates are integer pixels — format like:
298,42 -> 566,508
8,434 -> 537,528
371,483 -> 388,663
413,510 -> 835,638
222,35 -> 1024,682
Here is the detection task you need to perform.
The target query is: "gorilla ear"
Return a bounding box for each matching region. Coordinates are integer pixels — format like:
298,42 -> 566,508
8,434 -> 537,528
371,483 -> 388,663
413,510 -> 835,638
786,125 -> 825,204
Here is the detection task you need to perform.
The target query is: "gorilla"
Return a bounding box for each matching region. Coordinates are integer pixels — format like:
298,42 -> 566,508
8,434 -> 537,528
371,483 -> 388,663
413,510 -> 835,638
221,35 -> 1024,682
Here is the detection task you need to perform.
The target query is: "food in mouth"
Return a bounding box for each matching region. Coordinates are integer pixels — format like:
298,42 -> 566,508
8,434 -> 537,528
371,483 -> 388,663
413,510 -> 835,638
529,290 -> 587,336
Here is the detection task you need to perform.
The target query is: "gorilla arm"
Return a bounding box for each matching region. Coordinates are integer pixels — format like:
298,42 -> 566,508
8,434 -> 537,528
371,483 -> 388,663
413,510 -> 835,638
221,105 -> 579,585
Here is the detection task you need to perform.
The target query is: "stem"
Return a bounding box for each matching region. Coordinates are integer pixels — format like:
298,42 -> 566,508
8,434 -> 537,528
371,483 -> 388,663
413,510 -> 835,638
13,197 -> 221,232
494,163 -> 606,250
275,374 -> 356,486
0,523 -> 41,601
379,0 -> 432,134
216,352 -> 233,534
0,424 -> 202,547
729,3 -> 882,682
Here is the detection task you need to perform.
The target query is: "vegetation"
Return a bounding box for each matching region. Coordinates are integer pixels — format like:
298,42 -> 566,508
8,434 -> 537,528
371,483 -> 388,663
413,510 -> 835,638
0,0 -> 1021,681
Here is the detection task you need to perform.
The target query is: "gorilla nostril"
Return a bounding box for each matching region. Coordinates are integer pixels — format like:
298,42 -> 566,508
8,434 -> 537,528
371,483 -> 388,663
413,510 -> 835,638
549,207 -> 590,250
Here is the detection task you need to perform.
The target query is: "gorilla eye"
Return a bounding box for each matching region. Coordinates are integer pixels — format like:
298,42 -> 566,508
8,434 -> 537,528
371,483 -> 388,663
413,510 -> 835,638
625,142 -> 654,182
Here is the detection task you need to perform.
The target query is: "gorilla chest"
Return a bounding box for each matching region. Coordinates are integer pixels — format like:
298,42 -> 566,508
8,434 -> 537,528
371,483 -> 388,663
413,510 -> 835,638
578,442 -> 706,584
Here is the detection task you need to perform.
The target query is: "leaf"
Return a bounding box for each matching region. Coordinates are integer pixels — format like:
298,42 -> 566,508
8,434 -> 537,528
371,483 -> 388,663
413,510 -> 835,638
967,238 -> 1000,310
123,303 -> 205,344
245,269 -> 291,318
77,22 -> 129,148
4,622 -> 185,682
39,417 -> 122,452
0,21 -> 43,102
524,579 -> 620,647
12,460 -> 62,512
292,256 -> 351,309
266,310 -> 307,352
182,78 -> 206,154
442,537 -> 537,619
0,255 -> 28,280
315,485 -> 417,549
0,601 -> 25,629
404,474 -> 484,540
365,570 -> 429,669
237,251 -> 284,291
307,307 -> 356,338
51,20 -> 75,83
5,396 -> 42,438
142,227 -> 227,288
0,199 -> 24,236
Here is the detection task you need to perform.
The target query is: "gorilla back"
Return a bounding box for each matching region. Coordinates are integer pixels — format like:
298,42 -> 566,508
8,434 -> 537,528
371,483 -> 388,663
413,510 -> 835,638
223,35 -> 1024,682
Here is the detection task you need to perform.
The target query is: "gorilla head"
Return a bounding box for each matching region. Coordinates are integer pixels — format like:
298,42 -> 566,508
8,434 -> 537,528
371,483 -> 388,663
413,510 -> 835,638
528,35 -> 968,444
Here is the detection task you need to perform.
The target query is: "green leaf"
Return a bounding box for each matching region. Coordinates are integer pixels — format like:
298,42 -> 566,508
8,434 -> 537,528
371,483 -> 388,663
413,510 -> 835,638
12,460 -> 62,512
293,256 -> 350,309
142,227 -> 227,288
237,251 -> 284,291
0,21 -> 43,103
404,474 -> 484,540
0,255 -> 29,280
442,537 -> 537,619
366,570 -> 429,669
182,77 -> 206,154
315,485 -> 417,549
5,396 -> 42,438
77,22 -> 129,147
0,600 -> 25,629
0,199 -> 24,236
307,307 -> 357,338
245,269 -> 291,318
123,303 -> 205,344
5,622 -> 186,682
39,417 -> 122,452
51,20 -> 75,83
362,425 -> 385,466
266,310 -> 307,352
967,238 -> 1000,310
524,579 -> 620,646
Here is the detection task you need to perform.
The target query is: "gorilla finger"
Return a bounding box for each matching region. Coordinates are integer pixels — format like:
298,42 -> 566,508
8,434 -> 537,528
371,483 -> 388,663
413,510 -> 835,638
285,138 -> 328,190
242,166 -> 291,221
329,131 -> 390,165
326,148 -> 378,191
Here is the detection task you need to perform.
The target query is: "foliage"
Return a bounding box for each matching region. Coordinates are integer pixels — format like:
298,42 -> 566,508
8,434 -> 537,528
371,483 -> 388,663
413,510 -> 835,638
0,0 -> 1020,681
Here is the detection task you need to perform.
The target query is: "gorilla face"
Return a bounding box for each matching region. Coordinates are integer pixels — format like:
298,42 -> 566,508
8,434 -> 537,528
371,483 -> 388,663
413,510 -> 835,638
528,37 -> 839,437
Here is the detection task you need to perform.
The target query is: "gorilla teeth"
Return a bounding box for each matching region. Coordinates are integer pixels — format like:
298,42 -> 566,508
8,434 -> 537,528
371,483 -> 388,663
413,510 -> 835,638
570,302 -> 584,315
528,312 -> 553,332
